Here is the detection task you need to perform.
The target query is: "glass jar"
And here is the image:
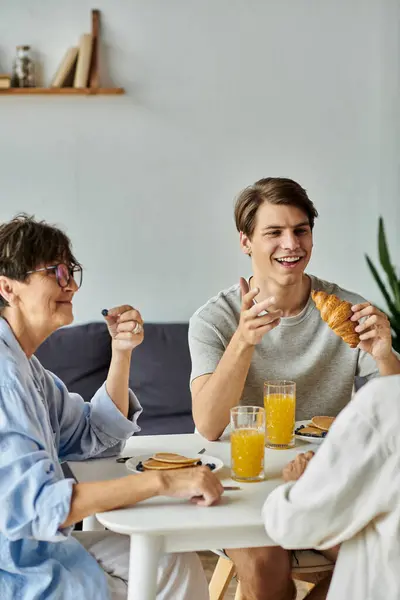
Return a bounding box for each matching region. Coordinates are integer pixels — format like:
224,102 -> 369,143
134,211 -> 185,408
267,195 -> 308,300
12,45 -> 35,88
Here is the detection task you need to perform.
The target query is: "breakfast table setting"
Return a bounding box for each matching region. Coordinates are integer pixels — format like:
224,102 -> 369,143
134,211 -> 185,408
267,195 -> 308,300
67,282 -> 360,599
68,395 -> 330,600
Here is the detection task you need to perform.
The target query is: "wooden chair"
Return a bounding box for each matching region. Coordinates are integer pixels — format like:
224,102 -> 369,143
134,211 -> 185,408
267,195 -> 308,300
209,554 -> 331,600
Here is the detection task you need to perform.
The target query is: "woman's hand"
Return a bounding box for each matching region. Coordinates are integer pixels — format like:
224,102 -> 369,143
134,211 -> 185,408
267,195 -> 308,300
282,451 -> 315,482
158,466 -> 224,506
103,305 -> 144,353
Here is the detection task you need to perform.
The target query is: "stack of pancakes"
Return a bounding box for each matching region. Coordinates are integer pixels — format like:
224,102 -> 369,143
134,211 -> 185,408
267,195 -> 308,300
296,416 -> 335,438
140,453 -> 200,471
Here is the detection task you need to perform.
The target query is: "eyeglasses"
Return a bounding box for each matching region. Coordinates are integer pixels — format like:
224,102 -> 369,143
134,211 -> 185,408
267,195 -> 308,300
26,263 -> 83,289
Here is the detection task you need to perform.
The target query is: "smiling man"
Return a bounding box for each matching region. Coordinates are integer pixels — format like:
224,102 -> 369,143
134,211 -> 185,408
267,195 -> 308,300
189,177 -> 400,600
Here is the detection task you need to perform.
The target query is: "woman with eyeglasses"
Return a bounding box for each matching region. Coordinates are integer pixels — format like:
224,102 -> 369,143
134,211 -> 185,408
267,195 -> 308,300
0,214 -> 222,600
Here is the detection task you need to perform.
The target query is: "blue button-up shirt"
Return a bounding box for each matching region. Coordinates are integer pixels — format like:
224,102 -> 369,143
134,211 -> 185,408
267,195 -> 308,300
0,318 -> 142,600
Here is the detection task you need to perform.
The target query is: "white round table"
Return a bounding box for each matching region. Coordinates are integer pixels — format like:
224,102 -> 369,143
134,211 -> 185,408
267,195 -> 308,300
70,427 -> 318,600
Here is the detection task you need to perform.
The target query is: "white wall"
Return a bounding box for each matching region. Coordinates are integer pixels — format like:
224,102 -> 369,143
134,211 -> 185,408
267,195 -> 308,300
0,0 -> 399,323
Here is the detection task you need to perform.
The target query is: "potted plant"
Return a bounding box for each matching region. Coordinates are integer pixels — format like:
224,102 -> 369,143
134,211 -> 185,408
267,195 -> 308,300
365,217 -> 400,353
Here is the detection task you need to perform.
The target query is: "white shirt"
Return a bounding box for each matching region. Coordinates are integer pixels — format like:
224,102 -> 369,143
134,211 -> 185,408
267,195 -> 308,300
263,375 -> 400,600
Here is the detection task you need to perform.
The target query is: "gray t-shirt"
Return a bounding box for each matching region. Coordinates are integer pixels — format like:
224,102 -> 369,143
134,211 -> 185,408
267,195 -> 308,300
189,274 -> 379,420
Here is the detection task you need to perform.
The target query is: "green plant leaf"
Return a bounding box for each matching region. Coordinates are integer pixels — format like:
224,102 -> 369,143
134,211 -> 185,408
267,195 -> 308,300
365,254 -> 400,329
388,313 -> 400,332
390,330 -> 400,354
378,217 -> 400,309
365,218 -> 400,353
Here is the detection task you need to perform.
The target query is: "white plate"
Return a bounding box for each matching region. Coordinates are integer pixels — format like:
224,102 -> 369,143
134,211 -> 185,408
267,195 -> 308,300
125,454 -> 224,474
294,420 -> 327,445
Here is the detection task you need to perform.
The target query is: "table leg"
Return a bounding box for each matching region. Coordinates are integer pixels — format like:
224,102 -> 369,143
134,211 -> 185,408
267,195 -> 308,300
82,515 -> 105,531
127,534 -> 163,600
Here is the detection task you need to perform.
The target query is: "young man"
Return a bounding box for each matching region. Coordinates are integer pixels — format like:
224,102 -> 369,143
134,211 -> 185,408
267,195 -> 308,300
189,177 -> 400,600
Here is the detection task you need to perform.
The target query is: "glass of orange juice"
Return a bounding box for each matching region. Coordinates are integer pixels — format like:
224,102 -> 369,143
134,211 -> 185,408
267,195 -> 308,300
230,406 -> 265,482
264,380 -> 296,449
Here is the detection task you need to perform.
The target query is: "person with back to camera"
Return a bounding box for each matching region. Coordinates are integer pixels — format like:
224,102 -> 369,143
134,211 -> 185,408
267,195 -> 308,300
263,374 -> 400,599
189,177 -> 400,600
0,214 -> 223,600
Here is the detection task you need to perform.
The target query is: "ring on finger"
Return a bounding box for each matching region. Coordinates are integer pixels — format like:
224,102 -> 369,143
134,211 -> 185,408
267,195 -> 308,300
133,322 -> 143,335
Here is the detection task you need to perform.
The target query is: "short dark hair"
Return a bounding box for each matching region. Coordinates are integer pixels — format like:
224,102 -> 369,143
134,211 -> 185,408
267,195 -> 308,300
0,213 -> 80,310
234,177 -> 318,238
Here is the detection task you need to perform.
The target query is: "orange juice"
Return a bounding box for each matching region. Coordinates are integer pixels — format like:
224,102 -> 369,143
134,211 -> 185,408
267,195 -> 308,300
231,428 -> 265,481
264,393 -> 295,448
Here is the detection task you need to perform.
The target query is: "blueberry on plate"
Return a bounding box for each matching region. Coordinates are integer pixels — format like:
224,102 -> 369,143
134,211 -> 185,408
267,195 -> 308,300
136,461 -> 144,472
196,460 -> 202,466
206,463 -> 216,471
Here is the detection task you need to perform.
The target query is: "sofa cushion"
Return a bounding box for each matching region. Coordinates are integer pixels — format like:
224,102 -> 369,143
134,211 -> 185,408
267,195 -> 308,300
35,322 -> 194,435
136,413 -> 195,436
129,323 -> 192,420
35,322 -> 111,401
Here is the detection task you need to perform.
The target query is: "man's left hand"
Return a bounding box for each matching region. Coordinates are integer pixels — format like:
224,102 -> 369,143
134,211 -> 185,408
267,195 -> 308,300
103,305 -> 144,353
351,302 -> 392,361
282,451 -> 315,482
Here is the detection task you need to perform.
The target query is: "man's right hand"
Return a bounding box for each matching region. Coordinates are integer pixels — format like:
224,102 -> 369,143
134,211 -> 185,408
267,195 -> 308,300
236,278 -> 282,347
157,466 -> 224,506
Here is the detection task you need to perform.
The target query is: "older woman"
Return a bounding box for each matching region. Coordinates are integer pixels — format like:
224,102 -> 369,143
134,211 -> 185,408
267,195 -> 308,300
0,214 -> 223,600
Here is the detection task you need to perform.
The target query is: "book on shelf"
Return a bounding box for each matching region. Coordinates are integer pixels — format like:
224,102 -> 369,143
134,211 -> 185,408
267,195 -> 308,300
89,9 -> 100,88
74,34 -> 93,88
0,74 -> 11,89
50,47 -> 79,88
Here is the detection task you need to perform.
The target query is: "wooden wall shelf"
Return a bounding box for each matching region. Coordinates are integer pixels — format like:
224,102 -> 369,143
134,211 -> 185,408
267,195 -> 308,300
0,12 -> 124,97
0,87 -> 124,95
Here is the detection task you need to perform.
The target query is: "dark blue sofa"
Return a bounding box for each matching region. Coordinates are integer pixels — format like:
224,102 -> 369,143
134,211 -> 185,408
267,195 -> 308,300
35,322 -> 195,436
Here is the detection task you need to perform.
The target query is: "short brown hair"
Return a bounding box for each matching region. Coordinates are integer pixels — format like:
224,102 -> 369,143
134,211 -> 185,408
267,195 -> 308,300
0,213 -> 80,310
234,177 -> 318,238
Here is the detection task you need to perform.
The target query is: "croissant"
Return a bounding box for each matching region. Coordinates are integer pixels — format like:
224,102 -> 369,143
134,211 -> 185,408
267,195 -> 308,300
311,290 -> 359,348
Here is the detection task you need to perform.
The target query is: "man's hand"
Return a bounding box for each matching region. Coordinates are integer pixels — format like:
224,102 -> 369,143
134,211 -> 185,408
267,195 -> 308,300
236,278 -> 282,347
103,305 -> 144,353
351,302 -> 393,361
282,451 -> 315,482
157,466 -> 224,506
